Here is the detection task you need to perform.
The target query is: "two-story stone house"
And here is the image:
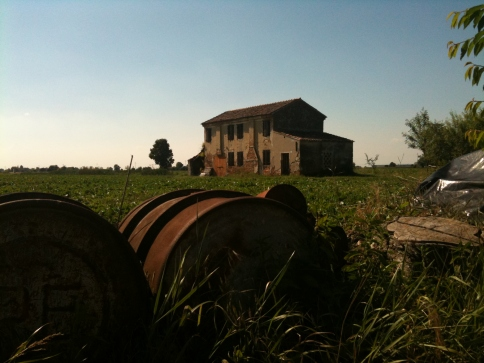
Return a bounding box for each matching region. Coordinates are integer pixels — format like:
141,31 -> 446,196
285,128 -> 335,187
199,98 -> 353,176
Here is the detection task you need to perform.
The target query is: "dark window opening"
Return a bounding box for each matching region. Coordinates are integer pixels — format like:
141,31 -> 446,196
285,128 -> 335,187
295,142 -> 298,151
237,151 -> 243,166
263,150 -> 270,166
228,125 -> 234,141
237,123 -> 244,139
205,128 -> 212,143
281,153 -> 290,175
263,120 -> 271,137
228,152 -> 234,166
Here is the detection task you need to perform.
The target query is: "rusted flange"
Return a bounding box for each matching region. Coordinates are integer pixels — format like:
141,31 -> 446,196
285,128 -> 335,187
142,196 -> 312,295
124,190 -> 249,264
119,189 -> 203,238
0,199 -> 151,362
0,192 -> 90,210
257,184 -> 308,216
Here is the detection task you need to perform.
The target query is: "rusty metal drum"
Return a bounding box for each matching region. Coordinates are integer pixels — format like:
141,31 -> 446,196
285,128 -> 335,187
119,189 -> 203,240
0,197 -> 151,361
257,184 -> 308,216
136,193 -> 313,295
0,191 -> 91,209
121,190 -> 249,264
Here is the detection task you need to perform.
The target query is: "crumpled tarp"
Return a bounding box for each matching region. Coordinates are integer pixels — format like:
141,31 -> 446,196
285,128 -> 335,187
415,149 -> 484,218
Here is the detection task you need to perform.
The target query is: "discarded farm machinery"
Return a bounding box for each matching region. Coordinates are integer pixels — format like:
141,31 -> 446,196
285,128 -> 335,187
0,185 -> 317,361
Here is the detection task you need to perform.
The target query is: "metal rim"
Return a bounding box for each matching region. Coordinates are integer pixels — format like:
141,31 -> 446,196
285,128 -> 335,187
119,189 -> 203,238
0,192 -> 91,210
0,199 -> 151,360
126,190 -> 250,263
143,196 -> 311,294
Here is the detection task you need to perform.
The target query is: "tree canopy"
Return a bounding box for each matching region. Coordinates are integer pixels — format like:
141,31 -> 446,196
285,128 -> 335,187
149,139 -> 174,169
448,4 -> 484,113
403,109 -> 484,166
448,4 -> 484,146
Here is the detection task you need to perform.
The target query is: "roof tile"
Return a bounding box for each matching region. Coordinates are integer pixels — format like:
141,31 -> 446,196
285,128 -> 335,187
275,131 -> 353,143
202,98 -> 301,125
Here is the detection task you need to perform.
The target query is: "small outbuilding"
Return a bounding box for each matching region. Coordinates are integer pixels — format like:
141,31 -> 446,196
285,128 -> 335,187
200,98 -> 353,176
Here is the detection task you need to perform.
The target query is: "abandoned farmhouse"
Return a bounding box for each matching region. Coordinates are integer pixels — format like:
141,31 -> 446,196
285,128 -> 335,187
192,98 -> 353,176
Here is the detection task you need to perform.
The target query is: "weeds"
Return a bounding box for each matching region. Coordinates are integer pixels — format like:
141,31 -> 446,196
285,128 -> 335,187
341,242 -> 484,362
4,325 -> 62,363
4,169 -> 484,362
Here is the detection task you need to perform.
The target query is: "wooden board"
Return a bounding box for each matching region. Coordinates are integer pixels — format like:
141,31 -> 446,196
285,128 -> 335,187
387,216 -> 482,246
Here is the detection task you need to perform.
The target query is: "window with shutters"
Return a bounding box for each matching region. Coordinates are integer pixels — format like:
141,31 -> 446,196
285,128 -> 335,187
205,128 -> 212,143
263,120 -> 271,137
228,152 -> 235,166
228,125 -> 234,141
237,151 -> 243,166
237,124 -> 243,139
263,150 -> 270,166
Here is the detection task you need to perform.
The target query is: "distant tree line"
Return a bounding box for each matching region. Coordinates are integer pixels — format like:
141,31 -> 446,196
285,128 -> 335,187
2,138 -> 183,174
3,137 -> 183,175
403,108 -> 484,167
1,163 -> 187,175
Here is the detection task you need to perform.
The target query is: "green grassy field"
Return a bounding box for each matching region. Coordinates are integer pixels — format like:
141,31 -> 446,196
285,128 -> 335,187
3,168 -> 484,362
0,167 -> 431,228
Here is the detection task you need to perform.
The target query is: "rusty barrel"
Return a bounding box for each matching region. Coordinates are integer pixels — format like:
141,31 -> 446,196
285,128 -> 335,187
120,186 -> 312,295
120,189 -> 250,265
0,191 -> 91,209
257,184 -> 308,216
0,194 -> 151,362
119,189 -> 203,240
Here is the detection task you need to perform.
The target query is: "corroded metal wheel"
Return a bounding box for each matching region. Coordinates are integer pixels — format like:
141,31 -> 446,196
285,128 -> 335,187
0,198 -> 150,362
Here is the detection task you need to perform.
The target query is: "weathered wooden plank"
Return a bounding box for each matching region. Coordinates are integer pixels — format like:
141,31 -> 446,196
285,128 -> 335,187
387,216 -> 482,246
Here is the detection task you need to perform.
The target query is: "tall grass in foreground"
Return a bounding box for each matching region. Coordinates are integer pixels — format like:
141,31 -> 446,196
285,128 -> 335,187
136,234 -> 484,362
342,241 -> 484,362
4,169 -> 484,362
3,326 -> 62,363
146,247 -> 340,363
6,230 -> 484,362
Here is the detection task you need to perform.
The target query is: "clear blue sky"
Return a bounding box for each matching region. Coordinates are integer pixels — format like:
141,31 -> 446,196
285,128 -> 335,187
0,0 -> 481,169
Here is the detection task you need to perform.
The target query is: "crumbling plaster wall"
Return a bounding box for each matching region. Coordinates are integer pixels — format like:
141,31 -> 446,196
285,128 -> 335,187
263,132 -> 300,175
203,116 -> 302,176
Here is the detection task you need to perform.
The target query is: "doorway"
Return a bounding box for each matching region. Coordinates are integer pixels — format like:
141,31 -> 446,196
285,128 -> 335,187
281,153 -> 290,175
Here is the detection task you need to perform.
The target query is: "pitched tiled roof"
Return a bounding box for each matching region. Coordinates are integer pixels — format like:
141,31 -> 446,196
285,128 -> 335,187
316,132 -> 354,143
202,98 -> 301,125
275,131 -> 353,143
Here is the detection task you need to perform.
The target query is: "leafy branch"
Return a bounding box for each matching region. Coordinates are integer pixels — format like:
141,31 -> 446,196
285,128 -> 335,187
448,5 -> 484,111
448,5 -> 484,146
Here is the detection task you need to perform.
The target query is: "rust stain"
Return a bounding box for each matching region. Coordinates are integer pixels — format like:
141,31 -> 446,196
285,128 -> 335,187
120,186 -> 312,295
0,196 -> 150,361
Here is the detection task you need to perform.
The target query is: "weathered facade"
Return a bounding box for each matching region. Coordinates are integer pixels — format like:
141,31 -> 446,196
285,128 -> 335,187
201,98 -> 353,176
